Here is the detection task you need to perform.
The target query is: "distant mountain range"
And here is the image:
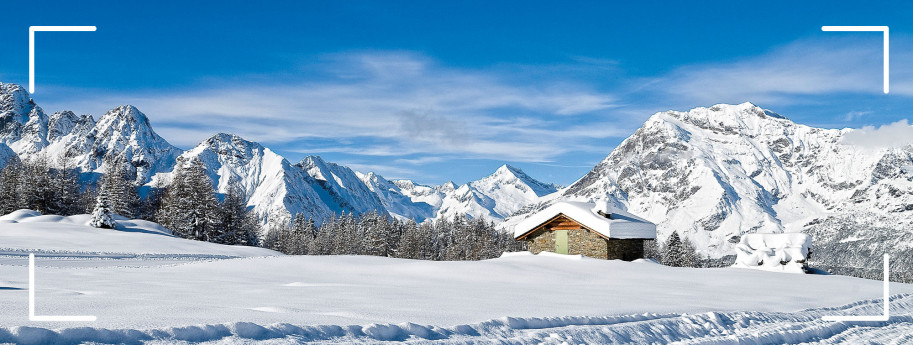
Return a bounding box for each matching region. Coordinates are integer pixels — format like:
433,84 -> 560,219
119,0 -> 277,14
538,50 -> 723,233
3,82 -> 912,272
0,82 -> 558,226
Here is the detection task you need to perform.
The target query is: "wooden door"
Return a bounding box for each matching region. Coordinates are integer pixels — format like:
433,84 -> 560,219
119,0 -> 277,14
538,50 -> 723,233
555,230 -> 568,254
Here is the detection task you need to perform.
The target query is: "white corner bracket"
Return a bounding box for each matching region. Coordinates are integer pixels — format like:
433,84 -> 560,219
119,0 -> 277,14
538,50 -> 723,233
28,25 -> 97,94
822,254 -> 890,322
821,26 -> 889,94
29,253 -> 97,322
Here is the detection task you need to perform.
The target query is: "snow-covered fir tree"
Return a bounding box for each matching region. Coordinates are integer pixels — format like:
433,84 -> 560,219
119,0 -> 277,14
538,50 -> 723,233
0,159 -> 82,216
0,163 -> 22,215
156,158 -> 219,241
99,156 -> 139,218
47,164 -> 81,216
662,231 -> 697,267
217,186 -> 259,246
89,190 -> 117,229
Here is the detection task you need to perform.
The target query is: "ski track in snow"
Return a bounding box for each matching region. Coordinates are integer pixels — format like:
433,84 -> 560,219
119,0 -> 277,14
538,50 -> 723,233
2,295 -> 913,344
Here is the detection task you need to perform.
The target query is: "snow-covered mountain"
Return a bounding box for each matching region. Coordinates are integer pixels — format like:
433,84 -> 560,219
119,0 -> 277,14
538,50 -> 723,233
507,102 -> 913,260
358,171 -> 436,221
1,83 -> 182,184
150,133 -> 336,225
0,83 -> 49,154
149,133 -> 556,225
374,164 -> 559,222
46,105 -> 183,184
432,165 -> 558,221
295,156 -> 389,217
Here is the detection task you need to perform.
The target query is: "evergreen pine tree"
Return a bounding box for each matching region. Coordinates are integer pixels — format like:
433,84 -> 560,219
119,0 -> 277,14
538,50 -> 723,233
19,158 -> 52,213
100,156 -> 139,218
395,219 -> 421,259
89,190 -> 117,229
662,231 -> 684,267
48,166 -> 81,216
0,162 -> 22,215
157,158 -> 219,241
362,211 -> 390,257
643,239 -> 662,262
662,231 -> 696,267
219,186 -> 257,245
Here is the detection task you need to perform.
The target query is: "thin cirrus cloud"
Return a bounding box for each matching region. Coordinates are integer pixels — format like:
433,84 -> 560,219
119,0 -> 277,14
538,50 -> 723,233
651,36 -> 896,106
44,52 -> 621,164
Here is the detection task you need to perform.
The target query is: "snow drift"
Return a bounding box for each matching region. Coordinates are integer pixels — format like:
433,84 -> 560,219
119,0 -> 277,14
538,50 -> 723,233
733,233 -> 812,273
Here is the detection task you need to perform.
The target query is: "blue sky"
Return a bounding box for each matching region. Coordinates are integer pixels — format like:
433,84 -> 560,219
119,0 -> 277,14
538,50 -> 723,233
2,1 -> 913,185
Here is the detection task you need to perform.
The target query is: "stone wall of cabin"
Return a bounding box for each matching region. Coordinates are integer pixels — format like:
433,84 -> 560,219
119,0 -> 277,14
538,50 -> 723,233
607,238 -> 645,261
523,228 -> 646,261
568,228 -> 608,258
526,229 -> 555,255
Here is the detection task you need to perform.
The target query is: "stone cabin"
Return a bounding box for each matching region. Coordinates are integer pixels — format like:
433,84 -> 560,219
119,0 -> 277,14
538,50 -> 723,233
513,201 -> 657,260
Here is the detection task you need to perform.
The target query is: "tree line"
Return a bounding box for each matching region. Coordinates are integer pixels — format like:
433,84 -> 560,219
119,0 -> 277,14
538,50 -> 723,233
644,231 -> 701,267
262,211 -> 525,260
0,156 -> 525,261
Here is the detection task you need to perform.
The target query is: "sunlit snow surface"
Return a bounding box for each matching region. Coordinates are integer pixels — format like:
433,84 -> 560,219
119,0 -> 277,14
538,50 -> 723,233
1,217 -> 912,344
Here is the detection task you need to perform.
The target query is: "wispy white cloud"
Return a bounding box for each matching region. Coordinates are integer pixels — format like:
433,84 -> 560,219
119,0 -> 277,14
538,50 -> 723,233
39,52 -> 622,162
840,120 -> 913,149
394,156 -> 447,165
843,110 -> 872,122
651,37 -> 894,105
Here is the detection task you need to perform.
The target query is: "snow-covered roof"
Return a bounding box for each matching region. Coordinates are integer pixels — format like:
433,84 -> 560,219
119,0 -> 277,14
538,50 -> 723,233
514,201 -> 656,240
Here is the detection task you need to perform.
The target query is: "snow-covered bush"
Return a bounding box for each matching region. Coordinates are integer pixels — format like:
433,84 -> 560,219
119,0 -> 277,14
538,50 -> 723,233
732,233 -> 811,273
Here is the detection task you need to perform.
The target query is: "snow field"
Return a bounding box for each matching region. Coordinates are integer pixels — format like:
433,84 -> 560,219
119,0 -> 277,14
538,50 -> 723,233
2,214 -> 912,343
3,296 -> 913,344
2,253 -> 911,339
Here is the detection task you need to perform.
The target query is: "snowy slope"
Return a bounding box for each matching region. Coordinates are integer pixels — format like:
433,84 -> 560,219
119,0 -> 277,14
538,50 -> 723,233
508,102 -> 913,260
0,209 -> 277,257
296,156 -> 389,216
358,171 -> 436,221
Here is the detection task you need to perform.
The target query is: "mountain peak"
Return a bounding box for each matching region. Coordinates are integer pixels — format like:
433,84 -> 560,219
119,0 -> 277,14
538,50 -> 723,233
195,133 -> 268,158
495,164 -> 523,176
642,102 -> 792,139
299,155 -> 333,169
205,133 -> 259,147
0,82 -> 37,122
101,105 -> 151,126
705,102 -> 786,120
